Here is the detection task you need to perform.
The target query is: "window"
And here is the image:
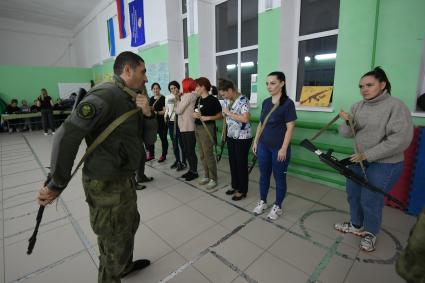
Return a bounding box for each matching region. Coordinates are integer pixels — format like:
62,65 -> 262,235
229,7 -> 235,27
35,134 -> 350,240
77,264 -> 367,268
295,0 -> 340,105
182,1 -> 189,75
215,0 -> 258,98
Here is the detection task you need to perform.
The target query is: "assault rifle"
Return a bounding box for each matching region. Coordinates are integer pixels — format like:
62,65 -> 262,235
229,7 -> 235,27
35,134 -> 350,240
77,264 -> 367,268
27,173 -> 51,254
300,139 -> 404,207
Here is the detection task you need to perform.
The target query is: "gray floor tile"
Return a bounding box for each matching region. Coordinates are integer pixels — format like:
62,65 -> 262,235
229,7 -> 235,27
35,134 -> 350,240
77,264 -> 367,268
244,252 -> 309,283
146,205 -> 215,248
344,257 -> 405,283
4,224 -> 85,282
212,234 -> 264,270
188,195 -> 239,222
177,224 -> 230,260
193,253 -> 239,283
138,189 -> 183,222
161,182 -> 205,203
2,160 -> 39,176
18,251 -> 98,283
237,218 -> 286,249
2,168 -> 45,189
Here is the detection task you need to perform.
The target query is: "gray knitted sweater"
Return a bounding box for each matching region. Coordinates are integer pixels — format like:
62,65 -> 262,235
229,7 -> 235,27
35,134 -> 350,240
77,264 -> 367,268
339,92 -> 413,163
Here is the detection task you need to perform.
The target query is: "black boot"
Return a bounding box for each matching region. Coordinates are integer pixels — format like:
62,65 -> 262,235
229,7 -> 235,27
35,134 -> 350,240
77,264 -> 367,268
121,259 -> 151,278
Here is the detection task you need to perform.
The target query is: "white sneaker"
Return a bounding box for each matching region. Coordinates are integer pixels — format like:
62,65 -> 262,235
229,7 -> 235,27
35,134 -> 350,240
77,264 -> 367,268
198,177 -> 209,185
52,131 -> 55,135
43,132 -> 48,136
206,179 -> 217,190
360,232 -> 376,252
334,221 -> 365,236
267,205 -> 283,220
253,200 -> 268,215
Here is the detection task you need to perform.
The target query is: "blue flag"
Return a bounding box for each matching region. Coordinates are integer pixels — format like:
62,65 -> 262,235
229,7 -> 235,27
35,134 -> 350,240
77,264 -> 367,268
129,0 -> 145,47
107,18 -> 116,56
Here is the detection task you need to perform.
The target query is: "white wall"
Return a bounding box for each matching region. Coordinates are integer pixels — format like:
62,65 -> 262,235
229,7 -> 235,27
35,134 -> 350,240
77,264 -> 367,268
71,0 -> 169,68
0,17 -> 74,67
166,0 -> 185,83
197,0 -> 216,81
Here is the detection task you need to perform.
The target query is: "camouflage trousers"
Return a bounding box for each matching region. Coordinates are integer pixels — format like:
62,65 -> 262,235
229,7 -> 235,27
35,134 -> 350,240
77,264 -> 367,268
396,208 -> 425,283
83,174 -> 140,283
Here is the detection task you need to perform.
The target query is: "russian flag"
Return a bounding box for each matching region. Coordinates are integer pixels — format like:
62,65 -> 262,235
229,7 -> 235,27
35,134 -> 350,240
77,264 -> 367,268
115,0 -> 127,38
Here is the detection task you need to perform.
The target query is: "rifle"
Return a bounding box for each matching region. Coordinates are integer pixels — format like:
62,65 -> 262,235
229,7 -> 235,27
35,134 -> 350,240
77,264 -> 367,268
299,88 -> 330,105
300,139 -> 405,207
27,173 -> 51,255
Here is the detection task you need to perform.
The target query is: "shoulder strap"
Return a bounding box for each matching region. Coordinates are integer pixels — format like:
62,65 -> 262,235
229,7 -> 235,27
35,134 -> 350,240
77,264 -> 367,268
69,81 -> 141,179
254,101 -> 279,145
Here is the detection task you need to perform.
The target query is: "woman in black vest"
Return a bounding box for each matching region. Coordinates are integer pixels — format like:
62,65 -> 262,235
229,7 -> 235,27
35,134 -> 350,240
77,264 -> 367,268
147,83 -> 168,162
37,88 -> 55,135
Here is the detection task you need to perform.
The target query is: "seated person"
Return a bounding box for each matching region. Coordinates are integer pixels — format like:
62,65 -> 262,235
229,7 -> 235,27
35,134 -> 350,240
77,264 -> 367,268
30,99 -> 40,112
6,99 -> 21,133
20,100 -> 32,131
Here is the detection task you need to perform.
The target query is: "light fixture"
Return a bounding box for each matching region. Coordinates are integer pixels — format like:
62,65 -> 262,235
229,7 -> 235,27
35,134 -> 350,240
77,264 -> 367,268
315,53 -> 336,60
226,64 -> 237,70
241,61 -> 254,68
304,56 -> 311,62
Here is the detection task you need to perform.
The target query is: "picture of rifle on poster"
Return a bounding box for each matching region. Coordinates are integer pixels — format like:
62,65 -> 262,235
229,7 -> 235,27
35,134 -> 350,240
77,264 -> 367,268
299,86 -> 333,107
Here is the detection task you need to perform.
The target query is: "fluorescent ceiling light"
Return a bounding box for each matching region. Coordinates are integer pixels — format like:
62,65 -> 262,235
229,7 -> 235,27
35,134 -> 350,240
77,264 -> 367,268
315,53 -> 336,60
304,56 -> 311,62
241,61 -> 254,67
226,64 -> 237,70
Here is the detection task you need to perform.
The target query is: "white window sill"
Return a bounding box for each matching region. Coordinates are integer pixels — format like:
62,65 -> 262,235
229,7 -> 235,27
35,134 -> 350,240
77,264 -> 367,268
412,111 -> 425,117
295,104 -> 334,113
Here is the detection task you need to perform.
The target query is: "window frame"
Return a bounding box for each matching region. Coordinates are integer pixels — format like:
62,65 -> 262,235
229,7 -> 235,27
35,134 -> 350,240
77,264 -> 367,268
181,1 -> 189,73
214,0 -> 258,93
290,0 -> 339,112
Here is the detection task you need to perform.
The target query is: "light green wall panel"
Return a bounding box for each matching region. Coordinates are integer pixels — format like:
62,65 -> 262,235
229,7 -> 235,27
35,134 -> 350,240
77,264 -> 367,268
254,8 -> 281,119
188,35 -> 200,78
0,65 -> 92,105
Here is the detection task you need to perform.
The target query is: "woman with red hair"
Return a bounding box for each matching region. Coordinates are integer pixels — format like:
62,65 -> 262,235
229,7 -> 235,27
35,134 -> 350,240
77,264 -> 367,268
175,77 -> 199,181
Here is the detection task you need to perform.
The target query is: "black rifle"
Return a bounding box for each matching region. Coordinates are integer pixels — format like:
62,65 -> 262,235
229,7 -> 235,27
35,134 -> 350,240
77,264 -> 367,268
248,156 -> 257,174
27,173 -> 51,255
300,139 -> 405,207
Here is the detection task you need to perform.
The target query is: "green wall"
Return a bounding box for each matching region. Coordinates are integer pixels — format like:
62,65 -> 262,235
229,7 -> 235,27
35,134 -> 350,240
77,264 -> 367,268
0,65 -> 92,107
188,35 -> 200,78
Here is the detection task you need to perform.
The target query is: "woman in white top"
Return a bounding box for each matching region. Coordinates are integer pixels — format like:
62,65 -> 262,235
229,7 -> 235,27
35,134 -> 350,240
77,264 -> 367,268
165,81 -> 187,171
218,79 -> 253,201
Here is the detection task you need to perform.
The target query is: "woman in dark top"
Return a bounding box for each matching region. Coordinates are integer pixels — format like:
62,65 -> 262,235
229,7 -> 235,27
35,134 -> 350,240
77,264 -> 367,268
37,88 -> 55,135
147,82 -> 168,162
252,71 -> 297,221
193,77 -> 222,190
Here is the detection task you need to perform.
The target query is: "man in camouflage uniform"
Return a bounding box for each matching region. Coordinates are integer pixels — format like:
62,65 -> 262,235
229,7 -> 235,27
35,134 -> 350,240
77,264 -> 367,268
37,51 -> 152,283
396,208 -> 425,283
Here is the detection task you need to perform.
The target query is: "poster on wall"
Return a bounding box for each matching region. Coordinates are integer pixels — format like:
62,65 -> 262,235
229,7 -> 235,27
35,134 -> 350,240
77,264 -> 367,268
129,0 -> 146,47
299,86 -> 333,107
250,74 -> 258,108
146,63 -> 169,97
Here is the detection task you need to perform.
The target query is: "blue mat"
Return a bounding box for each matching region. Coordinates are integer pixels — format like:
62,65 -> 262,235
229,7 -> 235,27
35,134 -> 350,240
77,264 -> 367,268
408,127 -> 425,216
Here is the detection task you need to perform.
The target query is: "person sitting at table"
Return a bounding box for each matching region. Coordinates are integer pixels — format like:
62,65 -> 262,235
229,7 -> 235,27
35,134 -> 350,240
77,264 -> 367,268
6,99 -> 21,133
20,99 -> 32,131
30,99 -> 40,112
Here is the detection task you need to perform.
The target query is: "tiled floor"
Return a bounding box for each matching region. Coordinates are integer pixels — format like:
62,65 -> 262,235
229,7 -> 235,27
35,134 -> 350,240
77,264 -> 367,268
0,131 -> 416,283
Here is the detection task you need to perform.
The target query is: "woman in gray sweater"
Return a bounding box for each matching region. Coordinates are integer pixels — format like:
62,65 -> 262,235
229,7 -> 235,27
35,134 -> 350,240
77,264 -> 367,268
335,67 -> 413,252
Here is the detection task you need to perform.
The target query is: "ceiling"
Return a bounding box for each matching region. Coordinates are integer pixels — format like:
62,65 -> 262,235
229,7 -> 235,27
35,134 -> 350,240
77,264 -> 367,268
0,0 -> 100,30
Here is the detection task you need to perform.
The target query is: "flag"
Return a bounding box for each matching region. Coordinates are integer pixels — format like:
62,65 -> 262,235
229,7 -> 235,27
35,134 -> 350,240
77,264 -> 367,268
129,0 -> 145,47
107,18 -> 116,57
115,0 -> 127,38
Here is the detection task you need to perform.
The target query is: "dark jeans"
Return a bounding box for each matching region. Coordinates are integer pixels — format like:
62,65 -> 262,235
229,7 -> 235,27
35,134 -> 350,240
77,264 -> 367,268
181,131 -> 197,173
41,109 -> 55,133
347,161 -> 403,235
227,137 -> 253,195
257,142 -> 291,208
168,120 -> 186,163
148,118 -> 168,157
